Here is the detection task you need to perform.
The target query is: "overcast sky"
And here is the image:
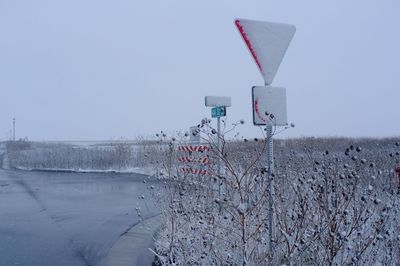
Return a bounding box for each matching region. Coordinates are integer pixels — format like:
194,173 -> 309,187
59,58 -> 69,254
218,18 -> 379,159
1,0 -> 399,141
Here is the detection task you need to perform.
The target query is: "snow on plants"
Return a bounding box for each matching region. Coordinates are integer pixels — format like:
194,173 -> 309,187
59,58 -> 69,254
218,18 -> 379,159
3,131 -> 400,264
150,123 -> 400,265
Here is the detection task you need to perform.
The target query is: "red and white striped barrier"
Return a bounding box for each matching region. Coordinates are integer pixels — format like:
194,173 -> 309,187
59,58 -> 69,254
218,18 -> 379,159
179,168 -> 207,176
177,145 -> 211,152
176,144 -> 210,176
177,157 -> 209,164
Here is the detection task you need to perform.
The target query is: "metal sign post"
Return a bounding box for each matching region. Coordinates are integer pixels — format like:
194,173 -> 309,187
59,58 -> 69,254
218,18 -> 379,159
266,124 -> 274,258
217,115 -> 221,196
210,106 -> 225,191
235,18 -> 296,263
251,85 -> 287,260
205,96 -> 231,198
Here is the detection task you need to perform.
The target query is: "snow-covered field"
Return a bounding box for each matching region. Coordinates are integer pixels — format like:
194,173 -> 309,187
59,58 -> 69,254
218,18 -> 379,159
4,140 -> 161,175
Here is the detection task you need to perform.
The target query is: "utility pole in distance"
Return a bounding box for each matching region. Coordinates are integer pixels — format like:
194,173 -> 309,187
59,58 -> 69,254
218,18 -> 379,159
13,118 -> 16,141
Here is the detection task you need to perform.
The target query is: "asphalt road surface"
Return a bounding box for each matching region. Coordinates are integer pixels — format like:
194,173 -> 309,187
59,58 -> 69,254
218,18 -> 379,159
0,169 -> 159,266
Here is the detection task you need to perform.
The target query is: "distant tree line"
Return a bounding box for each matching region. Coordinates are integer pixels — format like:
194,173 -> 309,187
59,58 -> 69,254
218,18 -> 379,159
6,140 -> 165,171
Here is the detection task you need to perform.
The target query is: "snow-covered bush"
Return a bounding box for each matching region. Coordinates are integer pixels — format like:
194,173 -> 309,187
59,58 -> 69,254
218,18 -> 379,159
151,122 -> 400,265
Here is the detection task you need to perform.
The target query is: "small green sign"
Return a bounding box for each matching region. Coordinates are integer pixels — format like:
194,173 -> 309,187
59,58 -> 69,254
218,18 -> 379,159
211,106 -> 226,118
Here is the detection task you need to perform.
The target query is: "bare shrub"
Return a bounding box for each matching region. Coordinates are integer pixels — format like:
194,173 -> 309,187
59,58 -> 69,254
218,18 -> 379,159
152,122 -> 400,265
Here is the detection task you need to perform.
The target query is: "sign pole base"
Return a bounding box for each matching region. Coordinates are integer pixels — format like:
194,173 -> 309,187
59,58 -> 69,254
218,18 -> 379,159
266,124 -> 274,262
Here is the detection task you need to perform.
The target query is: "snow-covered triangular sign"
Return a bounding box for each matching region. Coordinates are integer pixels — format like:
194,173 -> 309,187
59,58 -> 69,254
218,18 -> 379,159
235,18 -> 296,85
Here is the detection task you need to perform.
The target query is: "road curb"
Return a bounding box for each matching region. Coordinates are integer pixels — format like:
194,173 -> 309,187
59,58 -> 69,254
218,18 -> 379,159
104,214 -> 162,266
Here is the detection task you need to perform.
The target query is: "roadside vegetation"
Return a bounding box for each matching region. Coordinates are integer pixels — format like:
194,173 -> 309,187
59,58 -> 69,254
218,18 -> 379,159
149,120 -> 400,265
3,130 -> 400,265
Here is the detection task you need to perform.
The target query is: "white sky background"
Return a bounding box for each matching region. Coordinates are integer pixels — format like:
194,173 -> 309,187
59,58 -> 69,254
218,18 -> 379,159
0,0 -> 399,141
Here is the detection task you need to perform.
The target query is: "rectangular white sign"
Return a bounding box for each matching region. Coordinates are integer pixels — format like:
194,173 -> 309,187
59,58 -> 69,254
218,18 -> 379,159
205,96 -> 231,107
252,86 -> 287,126
189,126 -> 200,143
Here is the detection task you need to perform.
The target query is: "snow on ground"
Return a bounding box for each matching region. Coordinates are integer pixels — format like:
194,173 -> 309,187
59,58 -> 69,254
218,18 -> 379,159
14,166 -> 157,176
4,137 -> 400,264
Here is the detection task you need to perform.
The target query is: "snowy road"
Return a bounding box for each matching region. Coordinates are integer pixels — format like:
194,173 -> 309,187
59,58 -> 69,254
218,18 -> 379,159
0,169 -> 159,266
